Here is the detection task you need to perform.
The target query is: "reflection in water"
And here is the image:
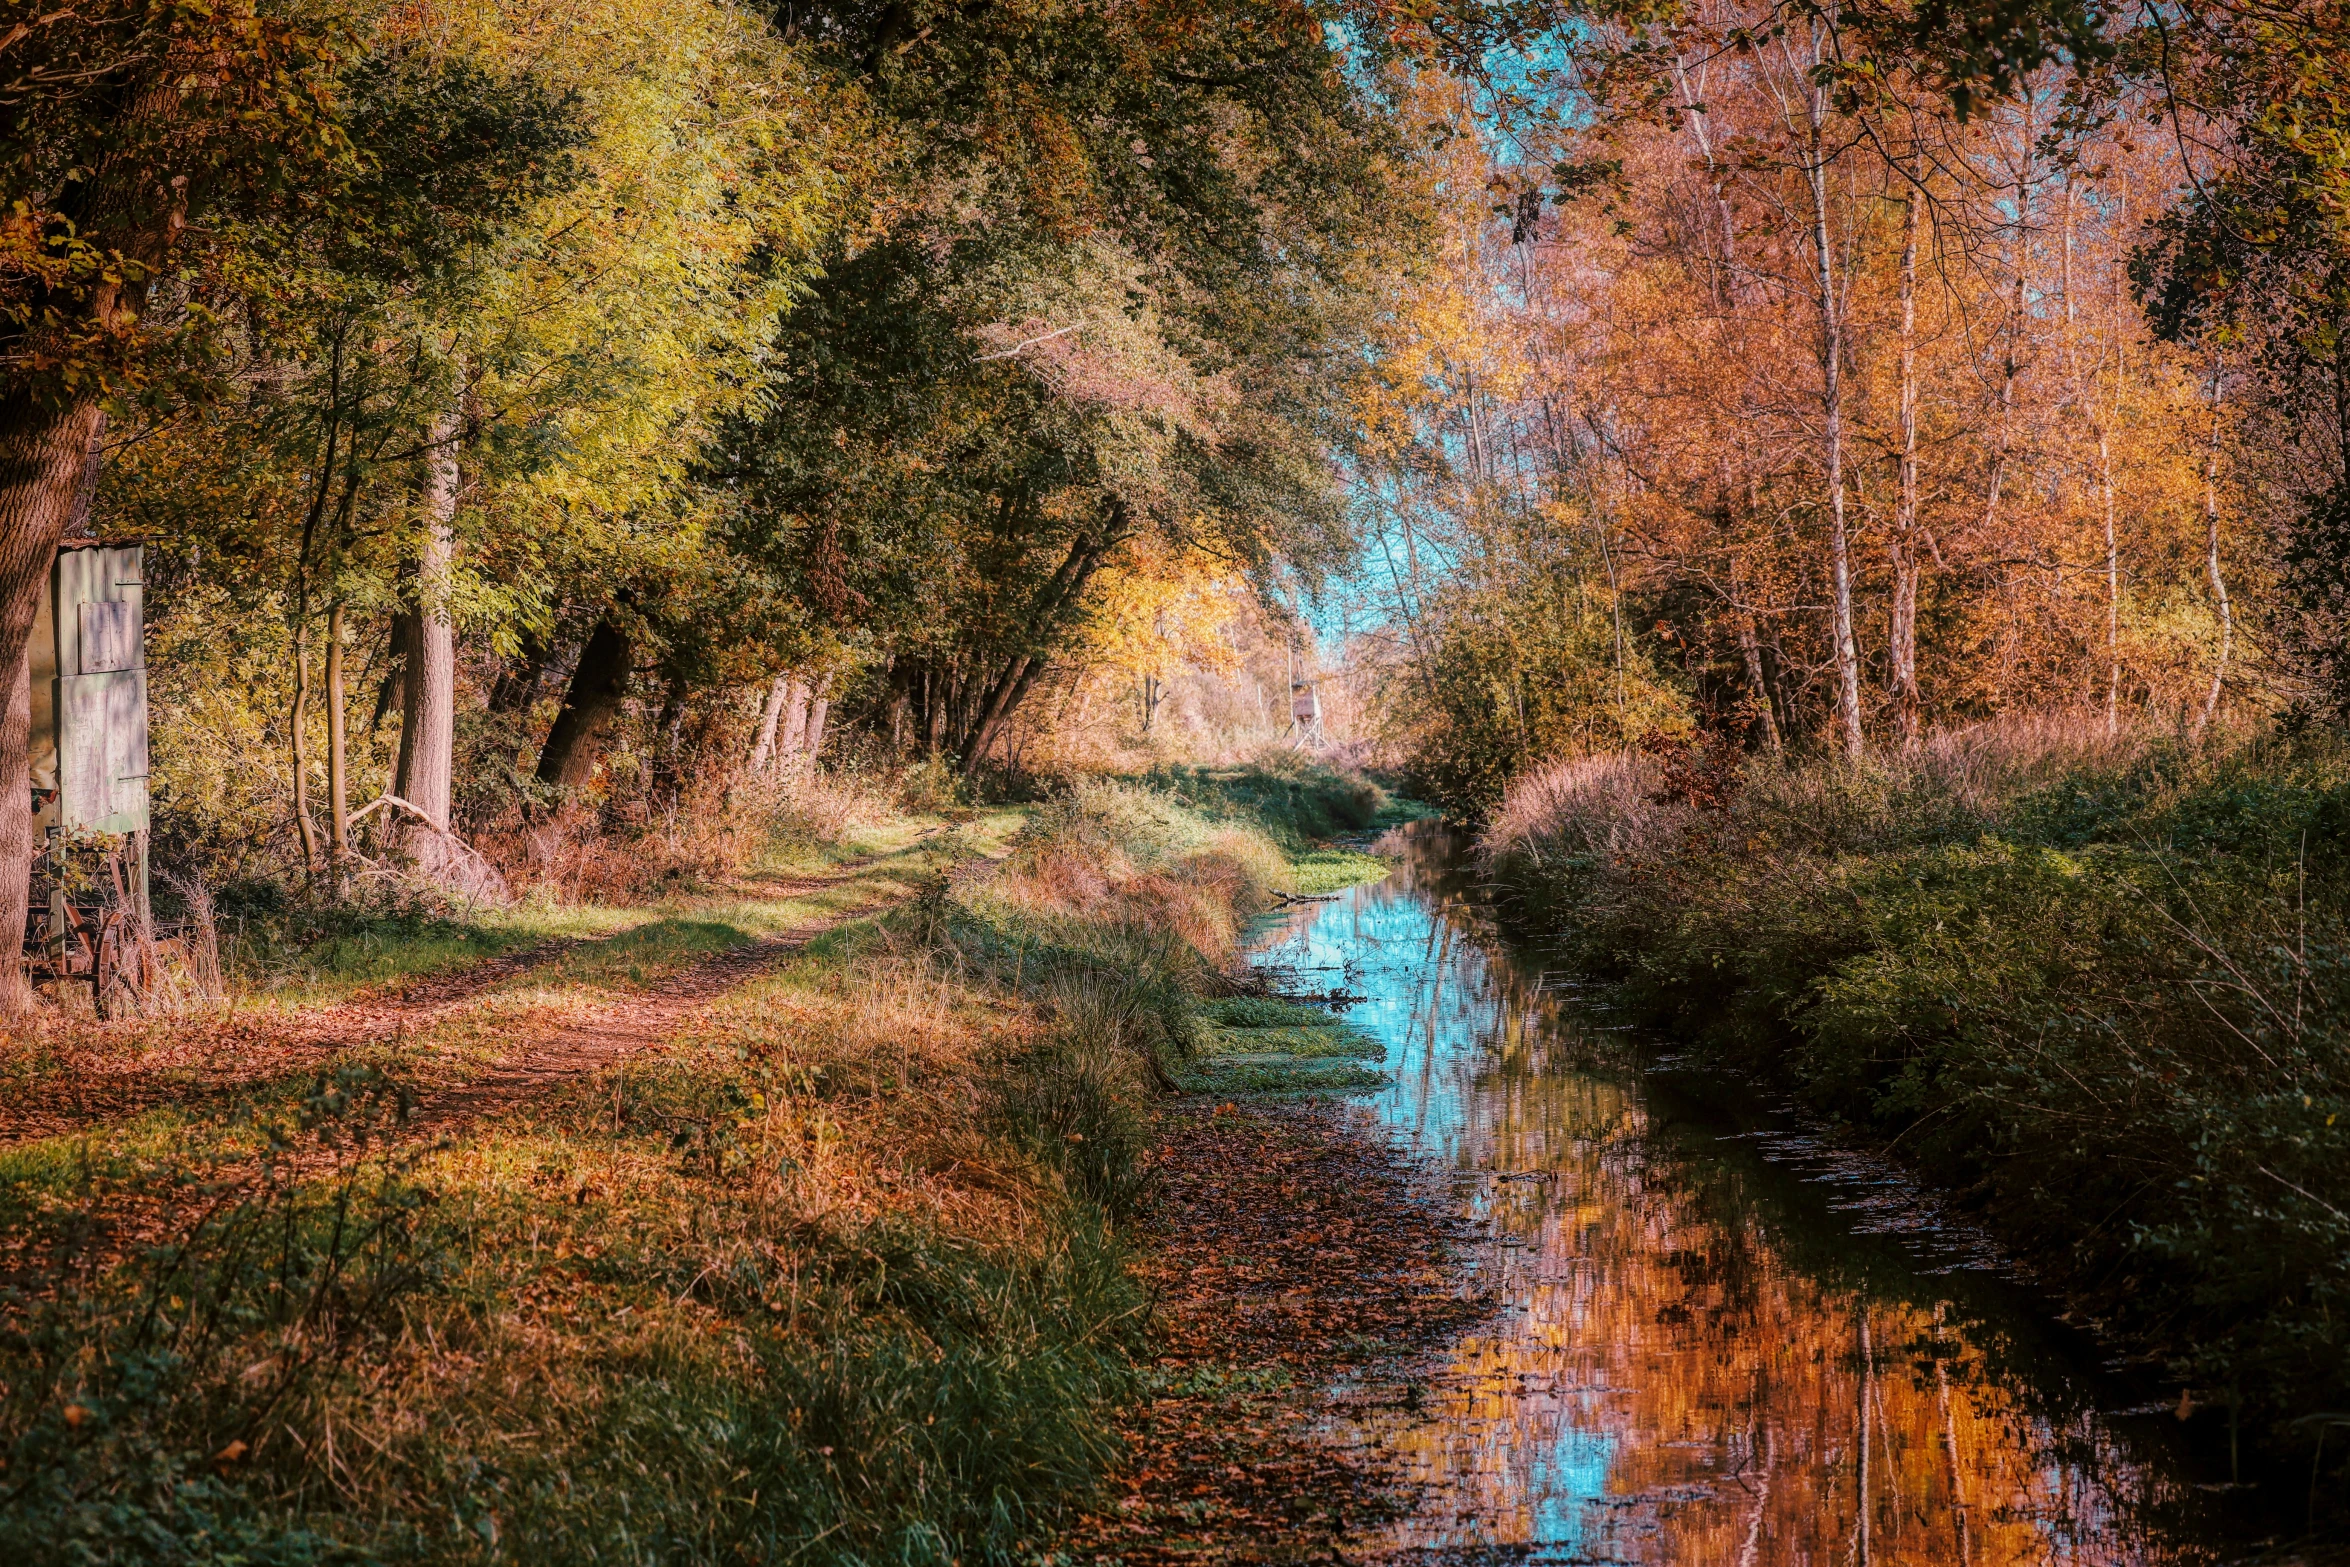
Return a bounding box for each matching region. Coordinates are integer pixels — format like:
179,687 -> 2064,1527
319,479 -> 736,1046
1249,827 -> 2236,1565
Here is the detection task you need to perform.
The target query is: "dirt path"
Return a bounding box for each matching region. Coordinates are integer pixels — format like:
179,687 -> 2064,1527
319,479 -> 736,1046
0,872 -> 936,1305
404,923 -> 833,1134
1057,1100 -> 1488,1564
0,863 -> 896,1148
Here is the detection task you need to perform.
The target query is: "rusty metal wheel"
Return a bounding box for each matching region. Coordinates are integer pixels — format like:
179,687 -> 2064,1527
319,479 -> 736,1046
93,916 -> 140,1020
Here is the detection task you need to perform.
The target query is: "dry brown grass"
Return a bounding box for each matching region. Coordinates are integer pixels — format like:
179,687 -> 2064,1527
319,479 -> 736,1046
480,768 -> 898,903
1486,709 -> 2165,866
980,779 -> 1291,968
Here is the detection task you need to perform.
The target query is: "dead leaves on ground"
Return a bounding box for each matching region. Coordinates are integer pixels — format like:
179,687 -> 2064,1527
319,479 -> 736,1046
1060,1101 -> 1485,1564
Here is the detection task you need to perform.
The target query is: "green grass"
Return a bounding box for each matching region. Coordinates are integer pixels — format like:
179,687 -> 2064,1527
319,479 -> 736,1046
1141,760 -> 1390,851
1177,1002 -> 1387,1096
217,812 -> 1027,1009
1287,846 -> 1391,894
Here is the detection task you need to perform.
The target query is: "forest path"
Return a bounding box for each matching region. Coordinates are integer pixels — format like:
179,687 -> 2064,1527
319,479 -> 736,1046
0,831 -> 984,1148
0,838 -> 1005,1302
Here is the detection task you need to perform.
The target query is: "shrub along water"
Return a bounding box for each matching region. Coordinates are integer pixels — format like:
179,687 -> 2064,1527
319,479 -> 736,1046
1485,717 -> 2350,1461
0,776 -> 1380,1563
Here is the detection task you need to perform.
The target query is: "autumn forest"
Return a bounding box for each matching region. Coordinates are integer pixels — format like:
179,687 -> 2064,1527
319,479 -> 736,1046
6,0 -> 2350,1559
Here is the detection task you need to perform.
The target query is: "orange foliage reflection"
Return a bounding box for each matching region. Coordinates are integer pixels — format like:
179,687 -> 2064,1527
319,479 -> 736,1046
1254,835 -> 2221,1564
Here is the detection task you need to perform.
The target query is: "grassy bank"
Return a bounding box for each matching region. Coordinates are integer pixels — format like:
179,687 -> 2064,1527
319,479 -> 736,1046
1485,719 -> 2350,1467
0,771 -> 1396,1564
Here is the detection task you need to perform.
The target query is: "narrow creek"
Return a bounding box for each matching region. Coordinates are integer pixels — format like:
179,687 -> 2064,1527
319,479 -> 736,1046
1246,823 -> 2266,1565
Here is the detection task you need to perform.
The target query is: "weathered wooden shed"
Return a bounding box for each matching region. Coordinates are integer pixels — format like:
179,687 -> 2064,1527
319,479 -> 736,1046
31,544 -> 149,836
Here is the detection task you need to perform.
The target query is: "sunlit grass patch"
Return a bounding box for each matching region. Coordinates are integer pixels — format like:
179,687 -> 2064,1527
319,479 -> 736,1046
1198,1023 -> 1381,1062
0,905 -> 1149,1564
1288,846 -> 1390,894
1180,1004 -> 1386,1095
1178,1056 -> 1388,1094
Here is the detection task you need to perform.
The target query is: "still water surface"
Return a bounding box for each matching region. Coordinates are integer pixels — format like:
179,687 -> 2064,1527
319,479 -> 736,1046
1247,825 -> 2253,1566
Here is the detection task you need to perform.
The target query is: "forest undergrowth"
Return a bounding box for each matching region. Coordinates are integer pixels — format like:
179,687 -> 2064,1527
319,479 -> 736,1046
0,762 -> 1411,1564
1484,715 -> 2350,1484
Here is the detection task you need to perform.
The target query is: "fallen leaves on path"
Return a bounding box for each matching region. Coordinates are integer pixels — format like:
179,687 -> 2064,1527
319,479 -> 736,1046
1059,1099 -> 1486,1564
0,868 -> 894,1147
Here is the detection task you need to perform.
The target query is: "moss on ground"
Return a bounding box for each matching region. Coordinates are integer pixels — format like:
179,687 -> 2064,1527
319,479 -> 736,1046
1177,999 -> 1387,1097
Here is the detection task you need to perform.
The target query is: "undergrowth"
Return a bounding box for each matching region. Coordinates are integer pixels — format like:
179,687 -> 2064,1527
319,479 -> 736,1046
1485,715 -> 2350,1479
0,775 -> 1392,1562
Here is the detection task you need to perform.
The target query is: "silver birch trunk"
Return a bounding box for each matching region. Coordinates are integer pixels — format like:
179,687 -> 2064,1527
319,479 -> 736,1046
1892,191 -> 1923,748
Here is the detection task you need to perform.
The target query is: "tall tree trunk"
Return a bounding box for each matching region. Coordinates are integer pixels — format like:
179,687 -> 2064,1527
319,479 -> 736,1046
778,677 -> 811,764
374,609 -> 414,735
291,618 -> 321,876
327,600 -> 350,892
1892,190 -> 1923,749
1736,615 -> 1783,755
1981,93 -> 2037,621
749,674 -> 801,774
1673,52 -> 1741,307
651,670 -> 689,809
0,401 -> 101,1010
962,514 -> 1126,775
801,683 -> 829,771
395,409 -> 458,829
535,616 -> 634,790
2197,383 -> 2232,738
2061,180 -> 2124,735
1798,42 -> 1864,758
886,660 -> 911,758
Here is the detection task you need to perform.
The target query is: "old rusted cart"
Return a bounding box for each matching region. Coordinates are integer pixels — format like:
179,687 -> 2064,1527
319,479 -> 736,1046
25,830 -> 153,1018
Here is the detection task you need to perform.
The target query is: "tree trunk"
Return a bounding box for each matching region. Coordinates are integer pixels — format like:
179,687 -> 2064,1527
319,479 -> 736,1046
651,670 -> 689,808
2062,181 -> 2124,736
1892,191 -> 1923,749
924,666 -> 947,759
1981,95 -> 2037,587
327,600 -> 350,892
778,676 -> 811,763
535,616 -> 634,790
0,398 -> 103,1011
374,609 -> 414,735
291,618 -> 321,876
1736,615 -> 1782,755
962,519 -> 1122,775
1799,45 -> 1864,758
887,685 -> 910,757
395,409 -> 458,829
2197,386 -> 2231,738
748,675 -> 798,774
801,684 -> 829,771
